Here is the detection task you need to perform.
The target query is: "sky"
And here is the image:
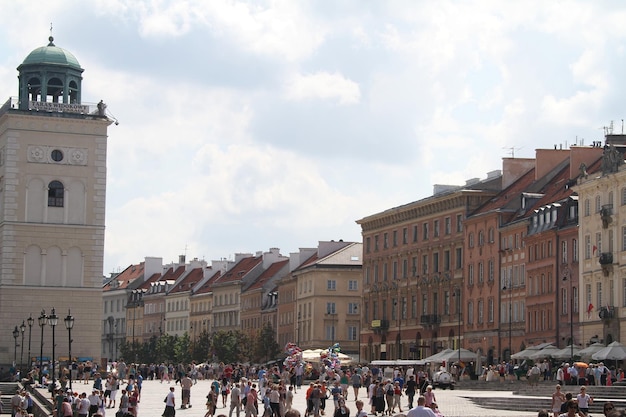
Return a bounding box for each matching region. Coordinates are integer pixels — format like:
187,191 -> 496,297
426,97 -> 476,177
1,1 -> 626,275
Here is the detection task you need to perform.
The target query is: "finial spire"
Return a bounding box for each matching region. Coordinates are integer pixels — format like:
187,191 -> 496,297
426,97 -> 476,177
48,22 -> 54,46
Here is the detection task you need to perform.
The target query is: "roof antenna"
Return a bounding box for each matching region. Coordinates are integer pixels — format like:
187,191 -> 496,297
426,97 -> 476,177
502,146 -> 522,158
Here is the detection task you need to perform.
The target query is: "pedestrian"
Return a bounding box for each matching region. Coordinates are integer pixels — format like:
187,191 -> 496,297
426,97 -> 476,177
163,386 -> 176,417
181,373 -> 193,409
551,385 -> 566,417
229,383 -> 242,417
406,396 -> 436,417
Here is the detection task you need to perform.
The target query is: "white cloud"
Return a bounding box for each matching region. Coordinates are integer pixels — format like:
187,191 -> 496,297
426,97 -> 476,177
284,72 -> 360,105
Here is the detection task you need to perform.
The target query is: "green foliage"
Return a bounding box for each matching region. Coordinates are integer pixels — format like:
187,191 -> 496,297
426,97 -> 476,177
252,322 -> 281,363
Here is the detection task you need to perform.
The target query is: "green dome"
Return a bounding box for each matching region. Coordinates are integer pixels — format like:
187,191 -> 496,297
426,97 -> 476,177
20,36 -> 81,70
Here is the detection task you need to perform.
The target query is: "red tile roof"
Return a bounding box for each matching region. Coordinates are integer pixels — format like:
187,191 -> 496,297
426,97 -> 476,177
215,256 -> 262,284
169,267 -> 204,294
246,259 -> 289,291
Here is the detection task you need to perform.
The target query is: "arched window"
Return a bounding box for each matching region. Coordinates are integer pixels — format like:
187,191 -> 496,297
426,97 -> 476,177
48,181 -> 64,207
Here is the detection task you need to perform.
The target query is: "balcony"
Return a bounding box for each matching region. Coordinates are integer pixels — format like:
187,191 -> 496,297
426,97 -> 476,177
420,314 -> 441,327
599,306 -> 616,320
599,252 -> 613,265
370,319 -> 389,333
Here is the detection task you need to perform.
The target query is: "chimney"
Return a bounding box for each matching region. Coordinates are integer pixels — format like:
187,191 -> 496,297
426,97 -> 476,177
535,149 -> 569,180
569,146 -> 603,180
502,158 -> 535,189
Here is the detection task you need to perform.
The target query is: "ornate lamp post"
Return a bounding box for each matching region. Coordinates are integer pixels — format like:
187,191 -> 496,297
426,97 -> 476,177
48,308 -> 58,386
64,310 -> 74,390
12,326 -> 19,371
19,321 -> 25,375
27,315 -> 34,374
38,310 -> 47,384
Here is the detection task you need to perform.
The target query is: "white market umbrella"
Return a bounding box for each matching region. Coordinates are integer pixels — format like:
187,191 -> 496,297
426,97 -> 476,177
511,342 -> 553,360
439,348 -> 480,363
551,345 -> 581,360
578,342 -> 606,359
423,348 -> 453,363
591,341 -> 626,361
529,345 -> 559,360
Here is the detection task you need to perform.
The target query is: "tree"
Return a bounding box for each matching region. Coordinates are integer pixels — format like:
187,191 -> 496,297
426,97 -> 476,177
252,322 -> 281,363
211,330 -> 251,363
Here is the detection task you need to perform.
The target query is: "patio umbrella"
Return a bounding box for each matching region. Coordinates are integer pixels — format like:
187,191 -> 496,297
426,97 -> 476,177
551,345 -> 581,360
511,342 -> 553,360
422,348 -> 453,363
439,348 -> 480,363
578,342 -> 605,358
529,345 -> 559,360
592,341 -> 626,361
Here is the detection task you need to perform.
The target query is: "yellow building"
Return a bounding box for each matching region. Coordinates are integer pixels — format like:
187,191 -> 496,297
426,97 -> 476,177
574,137 -> 626,345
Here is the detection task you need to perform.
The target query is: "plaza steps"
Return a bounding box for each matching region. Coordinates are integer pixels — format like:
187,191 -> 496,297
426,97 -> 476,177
453,379 -> 626,415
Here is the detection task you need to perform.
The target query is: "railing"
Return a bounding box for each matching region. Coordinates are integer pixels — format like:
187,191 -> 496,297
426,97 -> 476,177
0,97 -> 104,118
420,314 -> 441,326
599,252 -> 613,265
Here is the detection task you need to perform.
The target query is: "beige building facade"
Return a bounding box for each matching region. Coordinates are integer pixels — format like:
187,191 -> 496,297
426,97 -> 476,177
0,37 -> 111,367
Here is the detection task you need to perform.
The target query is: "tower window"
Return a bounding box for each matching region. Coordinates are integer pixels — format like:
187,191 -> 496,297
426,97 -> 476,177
48,181 -> 64,207
51,149 -> 64,162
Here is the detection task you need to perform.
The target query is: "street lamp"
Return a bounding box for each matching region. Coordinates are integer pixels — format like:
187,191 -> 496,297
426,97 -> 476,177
297,312 -> 301,346
48,308 -> 58,386
563,272 -> 575,362
27,315 -> 34,375
12,326 -> 19,372
20,321 -> 25,375
394,299 -> 402,359
453,288 -> 461,368
502,285 -> 512,362
64,310 -> 74,390
38,310 -> 47,384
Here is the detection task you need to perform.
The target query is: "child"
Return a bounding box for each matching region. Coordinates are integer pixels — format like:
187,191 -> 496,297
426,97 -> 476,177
286,386 -> 294,411
355,400 -> 367,417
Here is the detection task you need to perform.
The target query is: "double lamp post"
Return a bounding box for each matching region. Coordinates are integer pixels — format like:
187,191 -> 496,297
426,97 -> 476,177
33,308 -> 74,387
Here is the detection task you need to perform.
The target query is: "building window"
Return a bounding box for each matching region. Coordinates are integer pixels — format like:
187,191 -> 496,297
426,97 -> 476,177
325,325 -> 336,341
411,296 -> 417,318
444,291 -> 450,315
488,260 -> 494,282
478,262 -> 484,284
326,302 -> 336,314
403,228 -> 408,245
347,326 -> 357,341
348,280 -> 358,291
48,180 -> 64,207
348,303 -> 358,314
469,233 -> 474,248
456,214 -> 463,232
562,241 -> 568,264
467,301 -> 474,324
562,288 -> 568,315
393,230 -> 398,247
597,282 -> 602,310
585,235 -> 591,259
478,231 -> 484,246
596,195 -> 602,213
584,199 -> 590,216
488,298 -> 494,322
434,220 -> 440,237
384,233 -> 389,249
366,237 -> 371,253
422,294 -> 428,315
622,188 -> 626,205
433,252 -> 439,273
422,255 -> 428,275
402,259 -> 408,278
327,280 -> 336,290
455,248 -> 462,269
374,235 -> 379,251
444,250 -> 450,272
445,217 -> 451,235
423,223 -> 429,240
413,225 -> 418,243
478,300 -> 484,324
468,264 -> 474,286
573,239 -> 578,262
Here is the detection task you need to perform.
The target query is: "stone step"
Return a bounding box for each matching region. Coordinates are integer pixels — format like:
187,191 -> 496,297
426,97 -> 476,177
466,396 -> 625,415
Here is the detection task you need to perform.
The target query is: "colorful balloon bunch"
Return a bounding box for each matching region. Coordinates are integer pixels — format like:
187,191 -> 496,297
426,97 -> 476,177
320,343 -> 342,371
283,342 -> 303,370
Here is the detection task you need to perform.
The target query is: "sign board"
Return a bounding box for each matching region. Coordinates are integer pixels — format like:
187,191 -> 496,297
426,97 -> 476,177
29,101 -> 89,114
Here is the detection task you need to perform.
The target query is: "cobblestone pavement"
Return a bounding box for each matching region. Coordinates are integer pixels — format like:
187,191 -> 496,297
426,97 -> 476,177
45,379 -> 538,417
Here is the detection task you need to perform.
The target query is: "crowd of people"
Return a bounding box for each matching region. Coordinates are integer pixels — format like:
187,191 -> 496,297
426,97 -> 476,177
7,360 -> 626,417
